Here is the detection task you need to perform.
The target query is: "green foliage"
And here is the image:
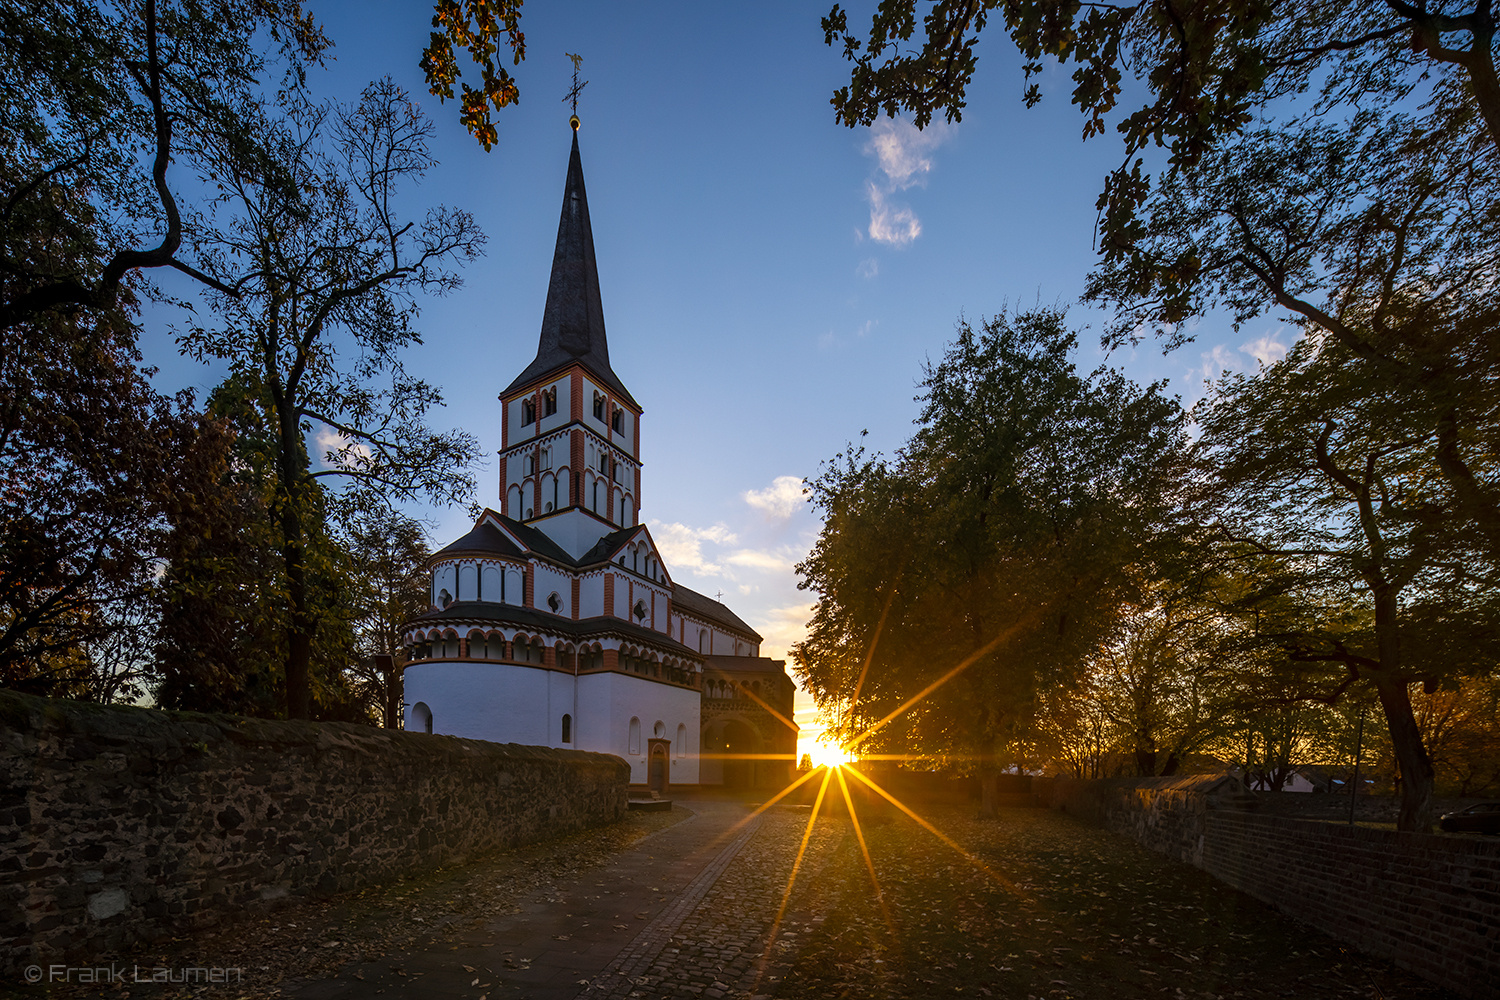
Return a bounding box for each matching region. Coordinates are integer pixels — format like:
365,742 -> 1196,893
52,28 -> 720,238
795,308 -> 1190,792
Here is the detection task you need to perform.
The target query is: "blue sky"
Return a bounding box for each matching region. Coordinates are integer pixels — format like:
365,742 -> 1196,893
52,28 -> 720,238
139,2 -> 1294,748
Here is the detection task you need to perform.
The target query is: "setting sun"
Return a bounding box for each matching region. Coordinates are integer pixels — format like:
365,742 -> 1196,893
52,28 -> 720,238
809,739 -> 852,769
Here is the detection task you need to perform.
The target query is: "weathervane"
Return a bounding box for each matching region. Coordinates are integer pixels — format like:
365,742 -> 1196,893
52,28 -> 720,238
564,52 -> 588,131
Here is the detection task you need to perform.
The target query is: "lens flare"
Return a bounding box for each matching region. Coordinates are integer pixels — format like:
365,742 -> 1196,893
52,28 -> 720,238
809,738 -> 852,769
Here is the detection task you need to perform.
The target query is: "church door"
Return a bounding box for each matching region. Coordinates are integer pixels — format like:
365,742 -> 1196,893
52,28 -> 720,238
647,738 -> 671,795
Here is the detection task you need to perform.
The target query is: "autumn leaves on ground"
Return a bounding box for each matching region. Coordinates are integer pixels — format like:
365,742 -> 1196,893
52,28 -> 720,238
31,794 -> 1455,1000
774,800 -> 1451,1000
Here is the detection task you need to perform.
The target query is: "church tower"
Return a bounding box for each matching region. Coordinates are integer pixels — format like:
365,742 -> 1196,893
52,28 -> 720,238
497,123 -> 643,560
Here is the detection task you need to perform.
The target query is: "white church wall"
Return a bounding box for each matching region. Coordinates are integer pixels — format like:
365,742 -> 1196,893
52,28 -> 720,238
549,670 -> 578,746
579,573 -> 604,618
403,661 -> 555,745
457,563 -> 477,602
506,396 -> 534,447
538,374 -> 570,435
481,563 -> 503,602
612,573 -> 629,619
432,564 -> 456,608
534,563 -> 571,616
576,672 -> 700,785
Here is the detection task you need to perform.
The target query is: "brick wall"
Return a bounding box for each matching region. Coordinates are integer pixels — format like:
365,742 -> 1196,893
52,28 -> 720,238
1041,776 -> 1500,1000
0,690 -> 630,975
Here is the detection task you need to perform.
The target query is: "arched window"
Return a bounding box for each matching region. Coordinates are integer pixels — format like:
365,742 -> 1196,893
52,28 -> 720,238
676,724 -> 687,756
592,480 -> 602,513
543,387 -> 558,417
698,630 -> 708,654
593,393 -> 605,421
561,714 -> 572,744
628,717 -> 641,755
612,407 -> 624,433
411,702 -> 433,734
522,398 -> 536,425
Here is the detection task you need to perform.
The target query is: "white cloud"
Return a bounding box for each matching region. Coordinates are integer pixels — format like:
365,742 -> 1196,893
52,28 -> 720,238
754,601 -> 816,662
647,520 -> 736,575
1239,331 -> 1289,367
856,257 -> 879,279
314,426 -> 372,470
726,548 -> 798,573
867,117 -> 950,188
867,183 -> 922,246
1189,344 -> 1239,387
861,116 -> 953,246
743,475 -> 806,520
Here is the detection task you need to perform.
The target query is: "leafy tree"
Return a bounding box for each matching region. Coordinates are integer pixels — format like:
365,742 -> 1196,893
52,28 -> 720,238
794,308 -> 1190,814
0,0 -> 328,330
1194,329 -> 1500,830
1088,602 -> 1235,777
178,80 -> 482,719
421,0 -> 526,150
344,508 -> 431,728
820,0 -> 1500,253
0,291 -> 214,698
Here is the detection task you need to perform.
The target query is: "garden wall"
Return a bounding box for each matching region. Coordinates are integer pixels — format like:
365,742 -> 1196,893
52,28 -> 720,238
0,690 -> 630,976
1041,776 -> 1500,1000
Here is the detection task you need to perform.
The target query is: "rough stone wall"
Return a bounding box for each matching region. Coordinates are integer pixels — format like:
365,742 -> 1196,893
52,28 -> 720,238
0,690 -> 629,975
1041,776 -> 1500,1000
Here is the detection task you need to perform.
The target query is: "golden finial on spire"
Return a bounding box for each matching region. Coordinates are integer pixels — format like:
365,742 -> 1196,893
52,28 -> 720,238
564,52 -> 587,130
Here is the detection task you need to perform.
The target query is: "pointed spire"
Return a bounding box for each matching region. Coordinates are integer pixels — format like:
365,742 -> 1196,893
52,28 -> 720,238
502,128 -> 637,406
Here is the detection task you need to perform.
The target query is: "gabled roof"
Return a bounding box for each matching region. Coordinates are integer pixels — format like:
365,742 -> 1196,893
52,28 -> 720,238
501,129 -> 638,408
672,584 -> 762,642
576,523 -> 643,566
432,519 -> 526,559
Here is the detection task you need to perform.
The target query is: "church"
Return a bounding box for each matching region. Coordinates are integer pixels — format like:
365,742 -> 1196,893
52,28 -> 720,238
401,119 -> 797,791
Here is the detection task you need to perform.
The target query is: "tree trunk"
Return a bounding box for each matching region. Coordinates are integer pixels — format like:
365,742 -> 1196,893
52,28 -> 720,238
979,770 -> 998,819
281,488 -> 313,721
1376,675 -> 1434,832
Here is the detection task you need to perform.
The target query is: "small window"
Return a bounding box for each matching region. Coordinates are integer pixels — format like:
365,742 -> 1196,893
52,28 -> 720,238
628,717 -> 641,755
654,720 -> 666,739
543,386 -> 558,417
439,588 -> 452,609
524,455 -> 534,475
611,407 -> 624,433
525,507 -> 533,519
412,702 -> 433,734
561,713 -> 572,744
541,447 -> 551,470
548,591 -> 562,613
522,398 -> 536,425
598,451 -> 609,473
593,393 -> 606,421
544,501 -> 554,513
676,724 -> 687,756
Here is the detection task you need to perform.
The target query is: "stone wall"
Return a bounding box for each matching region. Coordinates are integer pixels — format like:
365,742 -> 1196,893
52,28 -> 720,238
0,690 -> 629,975
1041,776 -> 1500,1000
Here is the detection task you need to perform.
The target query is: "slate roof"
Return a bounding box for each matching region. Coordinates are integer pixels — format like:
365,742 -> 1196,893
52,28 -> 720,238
672,584 -> 763,642
501,130 -> 638,408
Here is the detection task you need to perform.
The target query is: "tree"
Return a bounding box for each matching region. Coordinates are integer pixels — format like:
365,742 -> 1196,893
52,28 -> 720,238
0,289 -> 216,698
421,0 -> 526,150
179,80 -> 482,719
344,508 -> 431,728
1193,329 -> 1500,830
0,0 -> 328,331
820,1 -> 1500,256
823,6 -> 1500,564
794,308 -> 1190,814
